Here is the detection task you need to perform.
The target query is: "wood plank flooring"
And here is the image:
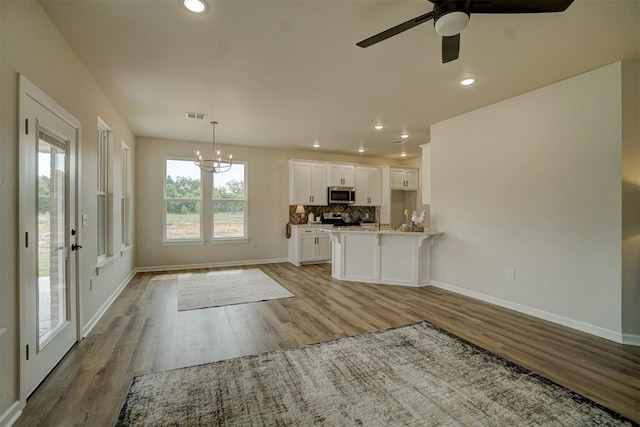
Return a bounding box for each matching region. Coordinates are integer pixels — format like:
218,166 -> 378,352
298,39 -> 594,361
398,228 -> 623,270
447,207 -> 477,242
15,263 -> 640,426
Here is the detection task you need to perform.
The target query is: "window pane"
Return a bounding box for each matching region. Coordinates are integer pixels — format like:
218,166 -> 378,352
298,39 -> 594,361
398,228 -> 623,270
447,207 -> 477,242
166,200 -> 201,239
212,163 -> 245,239
165,160 -> 201,240
166,160 -> 201,198
213,201 -> 245,238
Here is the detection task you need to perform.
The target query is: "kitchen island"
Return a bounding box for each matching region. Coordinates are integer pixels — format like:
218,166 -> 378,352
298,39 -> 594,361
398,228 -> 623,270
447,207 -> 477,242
322,228 -> 443,287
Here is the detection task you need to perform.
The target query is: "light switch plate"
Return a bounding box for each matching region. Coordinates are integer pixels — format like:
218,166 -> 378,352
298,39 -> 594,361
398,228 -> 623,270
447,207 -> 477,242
82,213 -> 88,227
0,328 -> 6,336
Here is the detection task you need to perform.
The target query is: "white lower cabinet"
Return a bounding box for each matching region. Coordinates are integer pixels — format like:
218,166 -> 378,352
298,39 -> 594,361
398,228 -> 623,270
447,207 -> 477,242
288,225 -> 331,266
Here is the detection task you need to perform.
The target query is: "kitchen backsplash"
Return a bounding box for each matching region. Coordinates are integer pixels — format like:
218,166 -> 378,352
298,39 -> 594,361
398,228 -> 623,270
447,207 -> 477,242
289,204 -> 376,224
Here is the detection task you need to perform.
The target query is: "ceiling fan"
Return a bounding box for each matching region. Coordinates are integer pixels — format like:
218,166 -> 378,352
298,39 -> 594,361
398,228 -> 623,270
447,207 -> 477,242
356,0 -> 574,63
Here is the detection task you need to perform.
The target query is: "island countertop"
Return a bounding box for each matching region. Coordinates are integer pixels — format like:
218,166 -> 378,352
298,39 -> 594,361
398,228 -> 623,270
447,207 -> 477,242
321,228 -> 443,237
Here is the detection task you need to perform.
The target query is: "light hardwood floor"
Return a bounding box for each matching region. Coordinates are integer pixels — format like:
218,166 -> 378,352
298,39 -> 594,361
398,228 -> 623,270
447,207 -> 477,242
15,263 -> 640,426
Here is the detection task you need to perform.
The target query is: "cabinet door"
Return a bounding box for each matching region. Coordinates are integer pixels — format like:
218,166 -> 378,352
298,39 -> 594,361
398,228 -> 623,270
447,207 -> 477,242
300,235 -> 317,262
328,164 -> 355,187
316,234 -> 332,260
291,162 -> 312,204
368,167 -> 382,205
341,165 -> 355,187
405,169 -> 419,190
354,167 -> 370,205
310,163 -> 327,205
390,168 -> 405,189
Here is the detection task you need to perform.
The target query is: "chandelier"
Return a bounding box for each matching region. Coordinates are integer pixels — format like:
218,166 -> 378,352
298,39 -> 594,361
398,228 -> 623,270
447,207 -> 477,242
195,121 -> 232,173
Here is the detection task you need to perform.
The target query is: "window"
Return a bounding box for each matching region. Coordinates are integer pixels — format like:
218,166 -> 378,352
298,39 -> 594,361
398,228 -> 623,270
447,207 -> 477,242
164,159 -> 202,241
212,162 -> 246,240
121,143 -> 131,249
97,118 -> 111,260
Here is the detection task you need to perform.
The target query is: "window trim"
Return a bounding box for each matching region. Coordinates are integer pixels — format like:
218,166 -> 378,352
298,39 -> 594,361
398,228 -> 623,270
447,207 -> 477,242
120,142 -> 131,251
163,157 -> 204,243
212,161 -> 248,242
96,117 -> 112,264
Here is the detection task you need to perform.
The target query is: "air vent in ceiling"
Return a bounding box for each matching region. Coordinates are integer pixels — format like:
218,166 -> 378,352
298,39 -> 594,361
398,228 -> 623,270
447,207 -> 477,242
186,112 -> 206,121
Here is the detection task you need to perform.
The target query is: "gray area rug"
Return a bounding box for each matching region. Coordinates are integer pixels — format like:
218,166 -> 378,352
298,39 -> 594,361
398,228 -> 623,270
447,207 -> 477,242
116,322 -> 635,426
176,268 -> 294,311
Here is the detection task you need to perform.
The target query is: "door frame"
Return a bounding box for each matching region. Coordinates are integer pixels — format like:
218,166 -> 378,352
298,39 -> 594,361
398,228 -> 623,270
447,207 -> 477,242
18,74 -> 83,402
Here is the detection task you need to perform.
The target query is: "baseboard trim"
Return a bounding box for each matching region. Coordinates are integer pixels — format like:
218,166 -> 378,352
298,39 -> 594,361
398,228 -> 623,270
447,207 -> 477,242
431,280 -> 627,345
622,333 -> 640,346
136,257 -> 288,273
0,401 -> 23,427
81,269 -> 137,338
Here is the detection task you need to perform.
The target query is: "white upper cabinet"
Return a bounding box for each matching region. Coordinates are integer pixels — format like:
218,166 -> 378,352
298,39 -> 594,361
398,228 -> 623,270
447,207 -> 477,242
390,167 -> 419,190
327,163 -> 355,187
354,166 -> 382,206
289,160 -> 328,205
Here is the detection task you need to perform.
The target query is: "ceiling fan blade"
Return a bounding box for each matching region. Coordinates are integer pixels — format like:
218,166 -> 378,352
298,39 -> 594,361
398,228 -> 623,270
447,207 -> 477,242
357,11 -> 434,48
442,34 -> 460,63
469,0 -> 574,14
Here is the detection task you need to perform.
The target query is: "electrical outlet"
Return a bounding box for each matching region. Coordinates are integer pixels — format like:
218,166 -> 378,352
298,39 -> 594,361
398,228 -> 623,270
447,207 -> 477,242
146,245 -> 152,254
252,240 -> 257,248
507,268 -> 516,280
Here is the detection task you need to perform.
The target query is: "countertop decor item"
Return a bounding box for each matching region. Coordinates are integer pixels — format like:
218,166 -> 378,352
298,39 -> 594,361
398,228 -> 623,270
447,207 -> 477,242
194,121 -> 233,173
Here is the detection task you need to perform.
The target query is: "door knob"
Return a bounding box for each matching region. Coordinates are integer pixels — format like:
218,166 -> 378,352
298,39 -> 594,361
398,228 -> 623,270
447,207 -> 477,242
71,243 -> 83,251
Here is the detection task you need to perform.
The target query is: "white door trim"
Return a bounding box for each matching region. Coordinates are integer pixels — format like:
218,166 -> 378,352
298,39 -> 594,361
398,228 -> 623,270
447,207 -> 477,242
18,74 -> 83,402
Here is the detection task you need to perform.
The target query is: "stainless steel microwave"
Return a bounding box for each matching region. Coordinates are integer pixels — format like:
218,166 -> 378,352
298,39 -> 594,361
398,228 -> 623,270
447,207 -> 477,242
328,186 -> 355,204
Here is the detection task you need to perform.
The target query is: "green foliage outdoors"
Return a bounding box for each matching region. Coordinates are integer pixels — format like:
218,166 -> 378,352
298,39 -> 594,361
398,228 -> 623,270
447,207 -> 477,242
38,175 -> 51,214
166,175 -> 244,214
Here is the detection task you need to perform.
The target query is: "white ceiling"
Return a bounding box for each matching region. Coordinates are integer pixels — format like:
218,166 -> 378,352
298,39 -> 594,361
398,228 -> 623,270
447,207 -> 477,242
39,0 -> 639,160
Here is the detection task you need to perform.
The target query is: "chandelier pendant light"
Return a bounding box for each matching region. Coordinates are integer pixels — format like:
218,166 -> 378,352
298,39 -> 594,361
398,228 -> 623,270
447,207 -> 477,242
195,121 -> 232,173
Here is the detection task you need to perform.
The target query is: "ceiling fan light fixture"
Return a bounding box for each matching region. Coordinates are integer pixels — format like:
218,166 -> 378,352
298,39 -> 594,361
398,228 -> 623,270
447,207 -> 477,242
434,11 -> 469,37
182,0 -> 207,13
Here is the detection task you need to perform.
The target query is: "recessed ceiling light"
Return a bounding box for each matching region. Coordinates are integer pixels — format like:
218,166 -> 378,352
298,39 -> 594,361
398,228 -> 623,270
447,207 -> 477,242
182,0 -> 207,13
312,142 -> 320,148
401,133 -> 409,139
400,152 -> 407,157
374,124 -> 384,130
358,147 -> 365,153
460,78 -> 476,86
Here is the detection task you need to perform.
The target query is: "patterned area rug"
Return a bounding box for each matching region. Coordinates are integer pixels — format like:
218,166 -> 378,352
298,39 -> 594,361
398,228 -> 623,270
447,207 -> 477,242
177,268 -> 294,311
116,322 -> 635,426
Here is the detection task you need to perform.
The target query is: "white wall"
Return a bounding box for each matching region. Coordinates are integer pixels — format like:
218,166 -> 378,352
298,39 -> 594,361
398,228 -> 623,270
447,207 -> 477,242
0,1 -> 136,420
136,137 -> 398,268
430,62 -> 625,339
621,59 -> 640,338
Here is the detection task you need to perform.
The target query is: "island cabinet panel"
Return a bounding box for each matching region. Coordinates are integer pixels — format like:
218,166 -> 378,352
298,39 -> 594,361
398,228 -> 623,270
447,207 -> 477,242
325,229 -> 443,287
343,234 -> 377,281
354,166 -> 382,206
289,160 -> 327,206
379,236 -> 417,285
327,163 -> 355,187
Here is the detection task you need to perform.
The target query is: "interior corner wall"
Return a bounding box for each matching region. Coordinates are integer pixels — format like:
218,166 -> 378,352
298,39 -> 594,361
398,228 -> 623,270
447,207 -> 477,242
430,62 -> 623,338
621,58 -> 640,338
0,0 -> 136,417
